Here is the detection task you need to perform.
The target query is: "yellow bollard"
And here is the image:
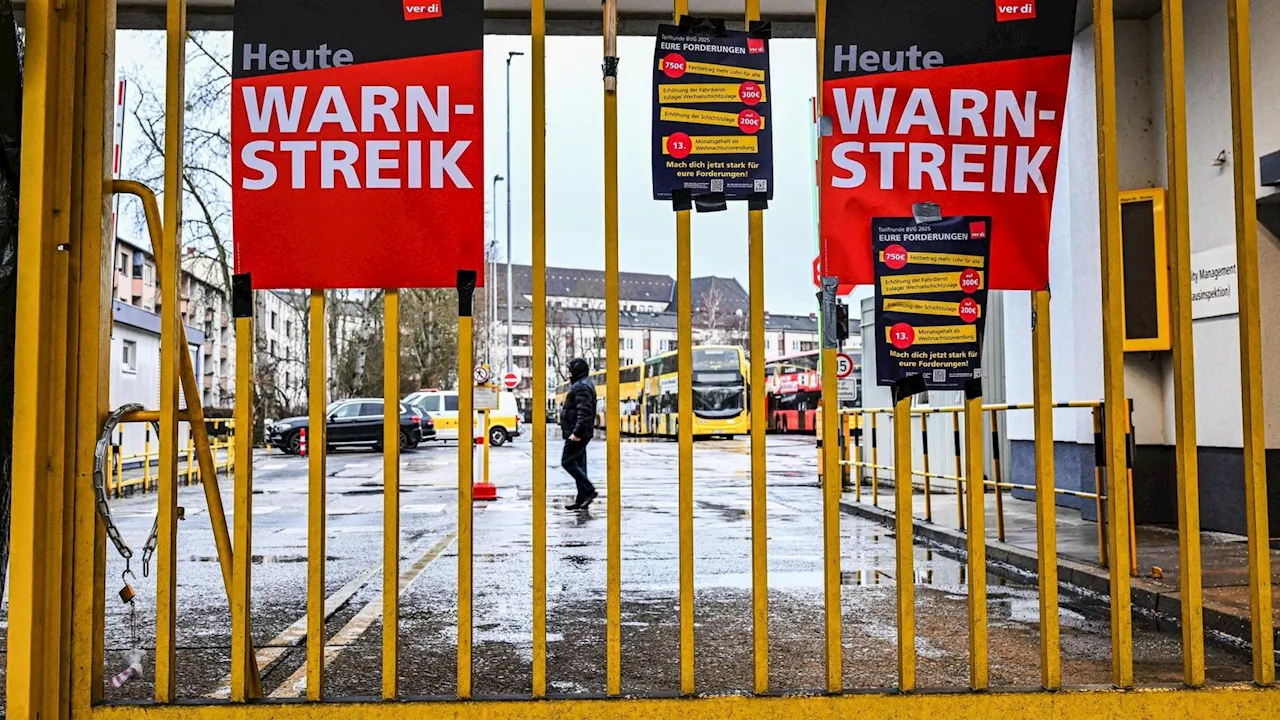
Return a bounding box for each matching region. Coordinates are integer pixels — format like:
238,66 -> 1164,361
186,434 -> 195,485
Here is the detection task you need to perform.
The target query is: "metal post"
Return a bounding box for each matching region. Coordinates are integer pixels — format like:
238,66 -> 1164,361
603,0 -> 623,697
307,291 -> 328,700
1160,0 -> 1205,687
1225,0 -> 1275,685
920,413 -> 932,522
892,388 -> 916,692
1094,0 -> 1135,687
1031,290 -> 1061,690
457,271 -> 477,698
991,410 -> 1005,543
531,0 -> 549,699
964,382 -> 988,690
383,290 -> 401,700
505,51 -> 523,374
231,313 -> 254,702
489,173 -> 502,362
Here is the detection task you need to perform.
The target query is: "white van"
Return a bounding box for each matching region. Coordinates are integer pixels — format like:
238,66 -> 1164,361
402,389 -> 523,446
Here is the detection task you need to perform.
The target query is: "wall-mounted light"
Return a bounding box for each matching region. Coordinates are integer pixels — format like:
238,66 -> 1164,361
1212,150 -> 1228,167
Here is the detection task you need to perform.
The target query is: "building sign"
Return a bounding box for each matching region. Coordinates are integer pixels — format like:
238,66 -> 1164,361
232,1 -> 484,290
820,0 -> 1076,290
1190,245 -> 1240,320
652,18 -> 774,202
873,216 -> 990,389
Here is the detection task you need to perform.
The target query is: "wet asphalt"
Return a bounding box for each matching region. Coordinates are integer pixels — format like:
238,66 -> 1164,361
1,427 -> 1254,704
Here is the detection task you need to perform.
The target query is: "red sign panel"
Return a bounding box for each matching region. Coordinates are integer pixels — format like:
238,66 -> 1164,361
820,0 -> 1075,291
232,1 -> 483,290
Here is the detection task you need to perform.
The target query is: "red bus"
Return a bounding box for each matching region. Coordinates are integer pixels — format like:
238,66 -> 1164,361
763,350 -> 861,433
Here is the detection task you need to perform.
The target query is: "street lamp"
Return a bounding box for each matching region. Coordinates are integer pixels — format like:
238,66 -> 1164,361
505,50 -> 524,375
491,173 -> 504,362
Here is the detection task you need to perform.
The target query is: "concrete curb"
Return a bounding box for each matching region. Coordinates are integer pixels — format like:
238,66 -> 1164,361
840,498 -> 1280,663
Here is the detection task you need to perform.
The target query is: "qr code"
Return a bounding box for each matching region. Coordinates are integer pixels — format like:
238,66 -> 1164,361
754,179 -> 768,192
932,369 -> 947,384
710,179 -> 725,192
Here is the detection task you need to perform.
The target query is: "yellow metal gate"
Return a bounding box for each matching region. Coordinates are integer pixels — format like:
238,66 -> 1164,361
5,0 -> 1277,719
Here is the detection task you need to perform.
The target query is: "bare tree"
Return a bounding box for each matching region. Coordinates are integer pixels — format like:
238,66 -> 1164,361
697,282 -> 748,348
402,288 -> 459,392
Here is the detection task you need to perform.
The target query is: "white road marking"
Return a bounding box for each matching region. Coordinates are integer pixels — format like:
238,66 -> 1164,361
259,463 -> 287,470
269,530 -> 459,698
343,462 -> 370,468
252,506 -> 281,516
402,504 -> 445,515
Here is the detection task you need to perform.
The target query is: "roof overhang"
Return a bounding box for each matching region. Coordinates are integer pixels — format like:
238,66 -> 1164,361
14,0 -> 1162,35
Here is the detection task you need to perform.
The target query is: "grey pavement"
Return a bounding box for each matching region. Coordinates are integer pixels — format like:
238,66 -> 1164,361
0,430 -> 1255,704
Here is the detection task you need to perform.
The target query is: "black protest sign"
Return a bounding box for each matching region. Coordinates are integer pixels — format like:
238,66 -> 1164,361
651,18 -> 773,202
874,216 -> 991,389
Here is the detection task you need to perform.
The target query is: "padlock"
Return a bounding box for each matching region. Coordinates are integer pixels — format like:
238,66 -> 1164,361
118,583 -> 136,604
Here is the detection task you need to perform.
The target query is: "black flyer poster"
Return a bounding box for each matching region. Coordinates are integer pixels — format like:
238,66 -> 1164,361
873,216 -> 991,389
651,18 -> 773,202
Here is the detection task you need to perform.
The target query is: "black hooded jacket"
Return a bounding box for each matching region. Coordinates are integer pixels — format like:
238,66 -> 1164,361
559,358 -> 597,440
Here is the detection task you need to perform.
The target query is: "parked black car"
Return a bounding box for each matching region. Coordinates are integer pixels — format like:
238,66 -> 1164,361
267,398 -> 431,455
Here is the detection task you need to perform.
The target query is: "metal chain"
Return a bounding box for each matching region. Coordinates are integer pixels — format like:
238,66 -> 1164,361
93,404 -> 162,568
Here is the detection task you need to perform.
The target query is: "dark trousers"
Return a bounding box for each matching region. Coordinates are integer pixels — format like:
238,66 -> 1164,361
561,439 -> 594,500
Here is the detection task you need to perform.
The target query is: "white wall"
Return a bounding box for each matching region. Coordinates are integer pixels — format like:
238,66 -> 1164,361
109,323 -> 197,458
1005,3 -> 1280,452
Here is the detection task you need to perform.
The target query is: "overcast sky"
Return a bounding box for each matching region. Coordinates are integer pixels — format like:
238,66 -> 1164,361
117,32 -> 859,316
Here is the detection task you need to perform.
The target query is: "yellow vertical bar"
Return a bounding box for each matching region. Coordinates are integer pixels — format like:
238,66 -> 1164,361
964,387 -> 988,690
457,277 -> 476,699
1125,403 -> 1138,577
1093,407 -> 1109,567
231,315 -> 254,702
892,395 -> 916,691
185,435 -> 193,485
307,291 -> 327,700
814,4 -> 842,691
382,290 -> 401,700
676,209 -> 695,696
920,413 -> 931,522
1161,0 -> 1204,688
144,430 -> 152,492
604,0 -> 623,698
6,0 -> 63,711
154,0 -> 186,700
1226,0 -> 1276,686
1031,290 -> 1061,690
744,2 -> 769,696
1093,0 -> 1135,687
853,414 -> 863,503
531,0 -> 549,700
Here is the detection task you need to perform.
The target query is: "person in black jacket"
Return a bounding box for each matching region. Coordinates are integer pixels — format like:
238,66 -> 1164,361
559,357 -> 598,510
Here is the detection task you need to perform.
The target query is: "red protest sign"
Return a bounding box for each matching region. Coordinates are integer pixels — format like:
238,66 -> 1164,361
819,0 -> 1076,291
232,1 -> 484,290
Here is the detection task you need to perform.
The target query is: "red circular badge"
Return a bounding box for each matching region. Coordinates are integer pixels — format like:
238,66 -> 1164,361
958,297 -> 980,323
883,244 -> 909,270
738,81 -> 763,106
959,268 -> 982,294
889,323 -> 916,350
737,109 -> 763,135
662,53 -> 687,79
666,132 -> 693,159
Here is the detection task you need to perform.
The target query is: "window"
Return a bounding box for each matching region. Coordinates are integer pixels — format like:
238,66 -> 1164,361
360,402 -> 384,416
332,402 -> 363,419
270,339 -> 277,356
593,336 -> 607,350
286,320 -> 293,338
270,311 -> 278,330
800,341 -> 818,352
444,394 -> 459,411
143,264 -> 153,285
417,395 -> 441,412
121,340 -> 137,373
766,339 -> 772,350
791,340 -> 799,351
118,252 -> 128,274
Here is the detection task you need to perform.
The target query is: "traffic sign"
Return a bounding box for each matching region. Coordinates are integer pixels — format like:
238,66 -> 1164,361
836,353 -> 855,379
473,386 -> 499,411
838,378 -> 858,401
473,365 -> 491,385
501,369 -> 521,389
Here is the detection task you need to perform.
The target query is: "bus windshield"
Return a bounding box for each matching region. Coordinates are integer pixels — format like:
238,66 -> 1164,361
693,348 -> 738,371
694,384 -> 745,416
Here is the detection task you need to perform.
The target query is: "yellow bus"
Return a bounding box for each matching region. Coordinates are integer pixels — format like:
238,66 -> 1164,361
641,345 -> 749,438
553,346 -> 749,439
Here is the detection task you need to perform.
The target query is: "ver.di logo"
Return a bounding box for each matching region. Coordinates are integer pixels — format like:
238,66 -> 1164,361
995,0 -> 1036,21
404,0 -> 443,21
